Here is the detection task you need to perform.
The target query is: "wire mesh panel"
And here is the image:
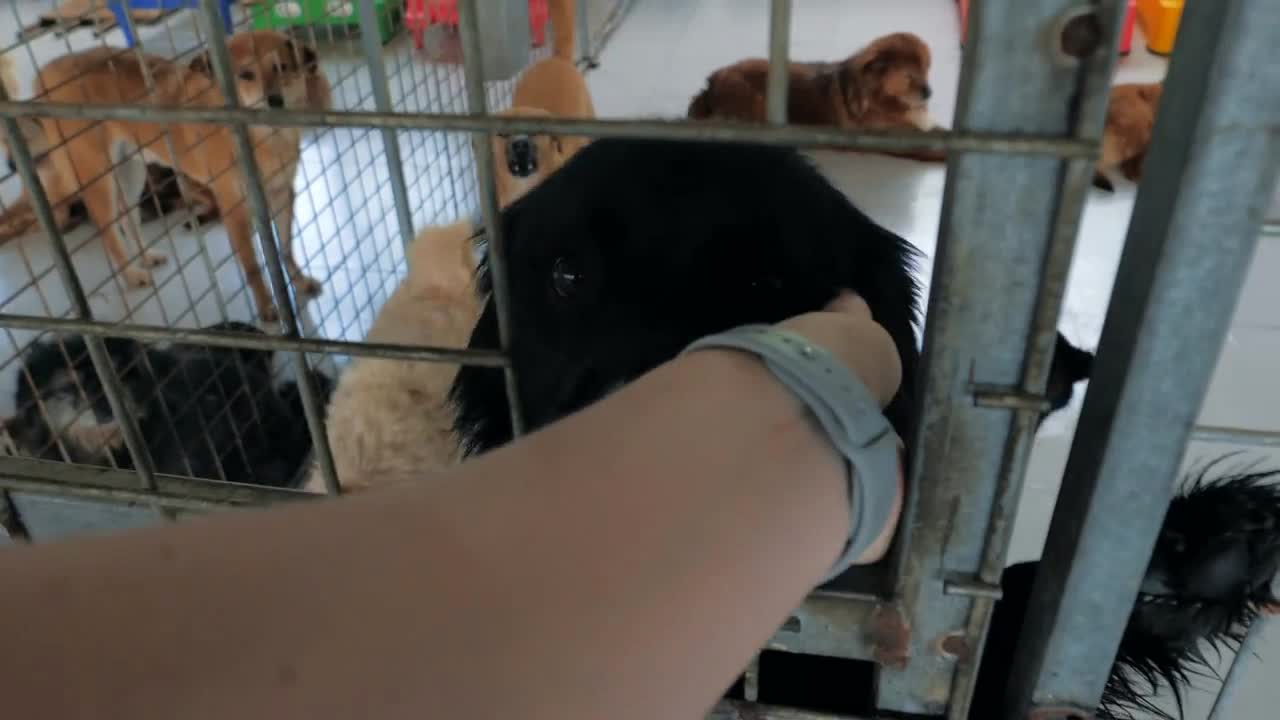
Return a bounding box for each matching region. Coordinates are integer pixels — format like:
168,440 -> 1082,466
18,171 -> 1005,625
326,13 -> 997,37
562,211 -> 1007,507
0,0 -> 1277,718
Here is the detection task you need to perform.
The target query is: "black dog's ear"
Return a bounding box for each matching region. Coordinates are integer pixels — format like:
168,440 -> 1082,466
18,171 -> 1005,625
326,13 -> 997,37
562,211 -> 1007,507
1055,333 -> 1094,385
1042,332 -> 1095,417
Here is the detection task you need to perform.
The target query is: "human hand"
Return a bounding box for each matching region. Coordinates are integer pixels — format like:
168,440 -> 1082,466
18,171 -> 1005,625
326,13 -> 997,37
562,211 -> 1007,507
774,291 -> 904,409
774,291 -> 905,565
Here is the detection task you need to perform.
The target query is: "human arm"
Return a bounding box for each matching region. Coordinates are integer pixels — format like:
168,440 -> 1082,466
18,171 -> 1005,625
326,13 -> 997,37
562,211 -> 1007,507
0,294 -> 904,720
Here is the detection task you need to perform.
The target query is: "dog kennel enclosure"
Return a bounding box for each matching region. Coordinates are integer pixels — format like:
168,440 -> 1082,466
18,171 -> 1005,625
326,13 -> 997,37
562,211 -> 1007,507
1,0 -> 1278,718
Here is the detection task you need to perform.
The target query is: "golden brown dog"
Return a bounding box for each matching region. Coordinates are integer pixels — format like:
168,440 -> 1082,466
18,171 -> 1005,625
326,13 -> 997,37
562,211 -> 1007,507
1093,82 -> 1162,192
687,32 -> 943,161
304,220 -> 481,494
27,33 -> 325,321
487,0 -> 596,207
2,45 -> 332,246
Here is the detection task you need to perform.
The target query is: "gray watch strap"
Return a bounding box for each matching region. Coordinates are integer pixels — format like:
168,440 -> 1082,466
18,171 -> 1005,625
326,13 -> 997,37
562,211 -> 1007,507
683,325 -> 900,582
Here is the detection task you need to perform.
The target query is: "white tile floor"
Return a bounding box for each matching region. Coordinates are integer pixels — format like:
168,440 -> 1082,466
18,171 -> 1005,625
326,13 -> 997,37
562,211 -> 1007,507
2,0 -> 1279,715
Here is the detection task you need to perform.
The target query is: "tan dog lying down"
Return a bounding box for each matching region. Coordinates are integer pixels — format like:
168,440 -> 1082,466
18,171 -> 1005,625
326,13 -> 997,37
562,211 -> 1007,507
489,0 -> 596,207
304,220 -> 480,493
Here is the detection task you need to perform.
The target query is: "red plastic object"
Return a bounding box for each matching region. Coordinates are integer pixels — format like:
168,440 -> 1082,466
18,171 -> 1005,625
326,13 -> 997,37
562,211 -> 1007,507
1119,0 -> 1137,54
406,0 -> 549,51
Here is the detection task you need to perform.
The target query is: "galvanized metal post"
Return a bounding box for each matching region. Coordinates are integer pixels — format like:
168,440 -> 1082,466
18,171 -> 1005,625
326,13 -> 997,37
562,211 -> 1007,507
356,0 -> 416,248
458,0 -> 526,437
1006,0 -> 1280,714
876,2 -> 1125,716
765,0 -> 791,125
195,0 -> 340,493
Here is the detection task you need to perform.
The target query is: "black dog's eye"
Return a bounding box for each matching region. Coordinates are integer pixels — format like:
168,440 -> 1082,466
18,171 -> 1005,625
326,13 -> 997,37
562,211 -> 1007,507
747,277 -> 785,293
238,69 -> 256,81
550,257 -> 583,299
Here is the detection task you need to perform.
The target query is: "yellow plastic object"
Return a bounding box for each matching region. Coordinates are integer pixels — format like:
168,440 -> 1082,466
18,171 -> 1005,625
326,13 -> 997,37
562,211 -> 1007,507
1137,0 -> 1184,55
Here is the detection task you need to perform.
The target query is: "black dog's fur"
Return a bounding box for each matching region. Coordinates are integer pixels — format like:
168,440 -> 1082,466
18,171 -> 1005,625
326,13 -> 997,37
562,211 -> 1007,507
5,321 -> 330,487
451,139 -> 1092,459
974,462 -> 1280,720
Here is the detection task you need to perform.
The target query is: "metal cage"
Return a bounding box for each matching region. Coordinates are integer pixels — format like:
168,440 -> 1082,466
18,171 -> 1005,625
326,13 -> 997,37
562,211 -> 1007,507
0,0 -> 1277,718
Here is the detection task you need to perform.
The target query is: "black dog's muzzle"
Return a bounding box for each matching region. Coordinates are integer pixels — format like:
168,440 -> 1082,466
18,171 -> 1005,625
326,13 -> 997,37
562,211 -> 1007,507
505,135 -> 538,177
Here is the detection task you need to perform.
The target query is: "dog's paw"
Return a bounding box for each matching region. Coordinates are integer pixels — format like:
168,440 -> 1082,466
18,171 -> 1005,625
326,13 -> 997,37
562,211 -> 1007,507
258,304 -> 280,324
122,266 -> 154,288
140,251 -> 168,268
293,274 -> 323,298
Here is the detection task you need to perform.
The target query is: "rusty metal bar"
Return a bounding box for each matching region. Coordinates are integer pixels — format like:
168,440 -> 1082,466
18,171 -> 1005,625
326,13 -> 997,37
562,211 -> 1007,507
1007,0 -> 1280,714
1192,424 -> 1280,448
458,0 -> 525,437
0,313 -> 508,366
877,2 -> 1126,716
708,699 -> 868,720
0,455 -> 312,511
0,99 -> 1097,156
356,0 -> 416,248
765,0 -> 791,125
195,0 -> 339,493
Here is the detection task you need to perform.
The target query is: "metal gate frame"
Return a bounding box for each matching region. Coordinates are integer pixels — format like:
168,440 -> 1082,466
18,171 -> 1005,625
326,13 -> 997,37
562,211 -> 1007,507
1,0 -> 1277,717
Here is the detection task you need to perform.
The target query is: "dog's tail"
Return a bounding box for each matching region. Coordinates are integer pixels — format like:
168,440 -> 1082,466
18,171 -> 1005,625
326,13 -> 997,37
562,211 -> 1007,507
550,0 -> 577,63
973,459 -> 1280,720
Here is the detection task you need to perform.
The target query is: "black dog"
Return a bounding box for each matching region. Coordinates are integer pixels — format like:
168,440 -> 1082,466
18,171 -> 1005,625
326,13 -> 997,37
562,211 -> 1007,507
451,139 -> 1092,459
972,461 -> 1280,720
6,321 -> 329,488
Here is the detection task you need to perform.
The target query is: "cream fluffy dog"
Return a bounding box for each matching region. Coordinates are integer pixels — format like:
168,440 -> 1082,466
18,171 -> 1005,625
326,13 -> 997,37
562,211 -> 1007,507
304,220 -> 481,493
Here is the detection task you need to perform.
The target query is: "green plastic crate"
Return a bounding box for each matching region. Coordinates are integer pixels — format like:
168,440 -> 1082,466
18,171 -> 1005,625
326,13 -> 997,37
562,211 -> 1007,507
249,0 -> 404,44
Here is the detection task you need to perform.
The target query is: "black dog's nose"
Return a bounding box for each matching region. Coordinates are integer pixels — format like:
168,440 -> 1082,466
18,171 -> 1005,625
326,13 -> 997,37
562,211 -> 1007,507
506,135 -> 538,177
921,84 -> 933,100
267,94 -> 285,108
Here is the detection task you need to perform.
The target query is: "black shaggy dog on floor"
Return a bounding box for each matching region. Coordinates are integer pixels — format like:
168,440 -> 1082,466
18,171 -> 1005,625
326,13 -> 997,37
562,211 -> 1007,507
5,321 -> 330,488
973,462 -> 1280,720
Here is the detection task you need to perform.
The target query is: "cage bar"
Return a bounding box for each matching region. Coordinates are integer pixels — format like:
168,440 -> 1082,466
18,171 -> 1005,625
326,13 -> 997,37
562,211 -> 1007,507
1192,424 -> 1280,448
0,312 -> 509,366
458,0 -> 525,437
0,98 -> 1097,157
876,1 -> 1127,716
0,116 -> 162,497
765,0 -> 790,125
1207,614 -> 1275,720
356,0 -> 415,249
194,0 -> 339,493
0,455 -> 311,511
1005,0 -> 1280,714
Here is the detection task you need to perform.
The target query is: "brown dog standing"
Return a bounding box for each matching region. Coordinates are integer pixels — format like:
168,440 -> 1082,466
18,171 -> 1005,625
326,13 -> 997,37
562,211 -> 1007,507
1093,82 -> 1162,192
28,32 -> 324,321
488,0 -> 596,207
688,32 -> 943,162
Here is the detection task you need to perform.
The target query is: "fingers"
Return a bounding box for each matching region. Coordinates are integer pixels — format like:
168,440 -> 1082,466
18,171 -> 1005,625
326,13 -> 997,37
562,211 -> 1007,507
823,290 -> 872,320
